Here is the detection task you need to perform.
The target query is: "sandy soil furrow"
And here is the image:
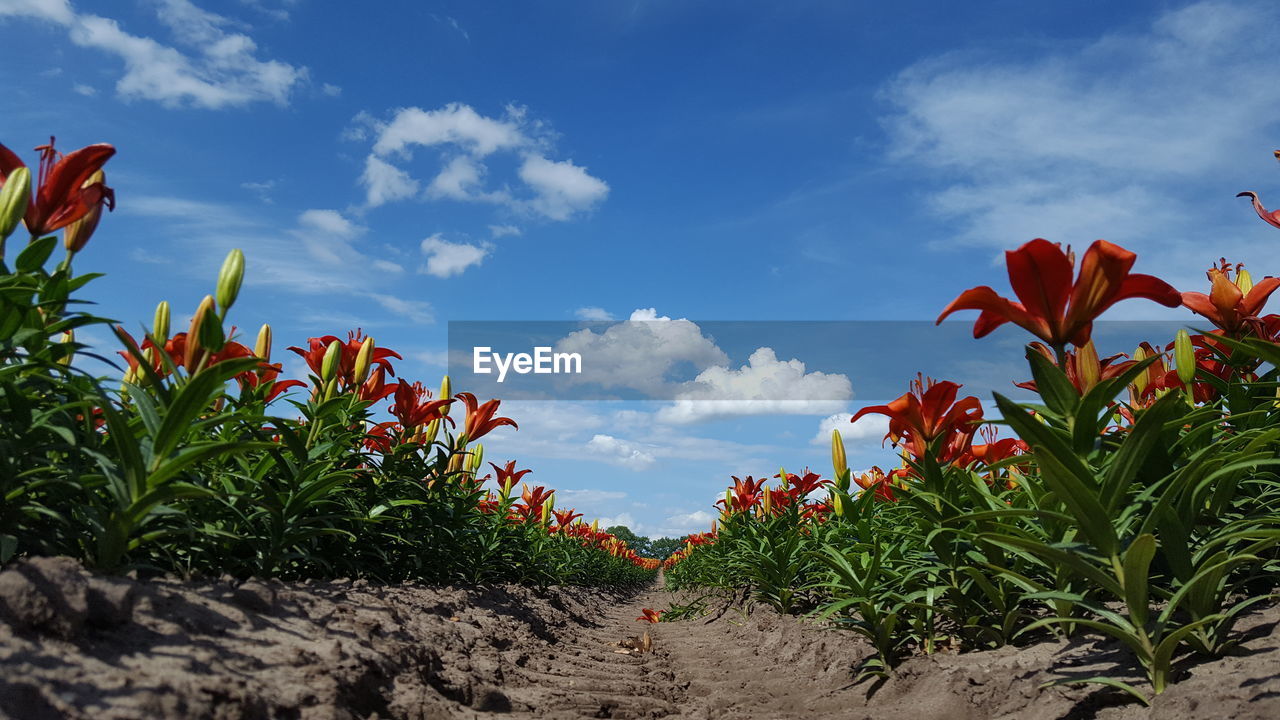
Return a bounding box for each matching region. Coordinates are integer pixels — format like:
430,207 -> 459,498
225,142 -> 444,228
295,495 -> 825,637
2,557 -> 1278,719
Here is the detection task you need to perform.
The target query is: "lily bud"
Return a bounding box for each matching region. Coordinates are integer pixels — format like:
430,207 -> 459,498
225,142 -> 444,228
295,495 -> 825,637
778,466 -> 788,488
352,336 -> 375,385
541,493 -> 555,524
255,324 -> 272,361
58,329 -> 75,366
63,170 -> 106,254
438,375 -> 452,415
724,489 -> 734,513
1175,329 -> 1196,387
590,519 -> 598,533
320,339 -> 342,384
0,166 -> 31,243
831,428 -> 847,478
423,418 -> 441,446
185,295 -> 217,371
761,486 -> 773,516
1131,345 -> 1149,395
1076,340 -> 1101,392
1236,267 -> 1254,295
469,443 -> 485,473
215,248 -> 245,312
832,492 -> 845,517
153,301 -> 171,347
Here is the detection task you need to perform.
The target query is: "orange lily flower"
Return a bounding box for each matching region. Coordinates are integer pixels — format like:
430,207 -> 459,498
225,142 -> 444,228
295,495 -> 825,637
937,238 -> 1181,350
1181,259 -> 1280,337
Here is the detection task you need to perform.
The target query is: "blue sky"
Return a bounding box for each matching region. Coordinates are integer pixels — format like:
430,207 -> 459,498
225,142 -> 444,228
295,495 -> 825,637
3,0 -> 1280,537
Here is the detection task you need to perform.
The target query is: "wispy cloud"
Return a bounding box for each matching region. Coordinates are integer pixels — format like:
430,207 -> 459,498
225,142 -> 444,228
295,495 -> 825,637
882,0 -> 1280,285
0,0 -> 307,108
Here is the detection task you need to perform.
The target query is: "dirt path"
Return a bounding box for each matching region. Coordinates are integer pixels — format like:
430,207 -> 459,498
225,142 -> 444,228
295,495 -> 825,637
2,558 -> 1278,719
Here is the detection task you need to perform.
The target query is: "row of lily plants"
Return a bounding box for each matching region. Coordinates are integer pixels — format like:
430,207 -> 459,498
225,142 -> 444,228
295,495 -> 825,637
665,182 -> 1280,701
0,137 -> 657,588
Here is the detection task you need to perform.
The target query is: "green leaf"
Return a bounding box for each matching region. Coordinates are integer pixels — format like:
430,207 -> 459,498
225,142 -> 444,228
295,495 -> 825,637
1026,347 -> 1080,418
15,236 -> 57,273
995,393 -> 1118,555
1122,534 -> 1157,629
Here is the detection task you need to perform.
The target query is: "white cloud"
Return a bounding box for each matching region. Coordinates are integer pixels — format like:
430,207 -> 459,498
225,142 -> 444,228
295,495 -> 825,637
0,0 -> 307,108
419,234 -> 488,278
584,434 -> 657,470
357,103 -> 609,220
574,306 -> 614,321
882,0 -> 1280,272
361,156 -> 420,207
372,103 -> 526,158
321,82 -> 341,97
812,412 -> 890,446
489,224 -> 522,238
656,347 -> 854,424
553,309 -> 729,394
518,154 -> 610,221
655,510 -> 715,537
71,82 -> 95,96
122,197 -> 430,322
596,512 -> 638,532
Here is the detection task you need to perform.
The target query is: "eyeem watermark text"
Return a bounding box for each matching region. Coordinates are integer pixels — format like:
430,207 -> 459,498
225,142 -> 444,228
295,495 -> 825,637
472,346 -> 582,383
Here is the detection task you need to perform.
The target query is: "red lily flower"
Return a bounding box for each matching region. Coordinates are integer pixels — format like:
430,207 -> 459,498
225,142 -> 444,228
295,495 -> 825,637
850,374 -> 983,462
390,382 -> 454,428
717,475 -> 767,513
490,460 -> 533,495
937,238 -> 1181,349
356,365 -> 399,403
511,484 -> 554,523
237,360 -> 306,402
455,392 -> 518,442
0,137 -> 115,237
853,467 -> 900,502
1237,191 -> 1280,230
636,608 -> 663,623
956,426 -> 1029,468
1181,259 -> 1280,337
552,508 -> 584,529
364,421 -> 400,453
775,469 -> 829,503
287,330 -> 401,388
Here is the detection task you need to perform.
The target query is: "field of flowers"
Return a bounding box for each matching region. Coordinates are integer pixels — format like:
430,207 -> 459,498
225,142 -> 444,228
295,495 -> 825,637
0,137 -> 657,588
666,167 -> 1280,702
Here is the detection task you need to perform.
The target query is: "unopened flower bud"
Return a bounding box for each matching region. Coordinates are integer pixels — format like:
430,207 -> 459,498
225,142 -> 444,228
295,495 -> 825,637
761,486 -> 773,516
320,339 -> 342,384
255,324 -> 272,361
185,295 -> 216,371
352,336 -> 375,385
423,418 -> 441,445
831,427 -> 847,477
0,166 -> 31,243
1236,267 -> 1254,295
541,494 -> 554,524
468,443 -> 484,473
153,301 -> 170,346
63,170 -> 106,254
58,329 -> 75,366
724,488 -> 734,513
1131,345 -> 1149,395
438,375 -> 452,415
590,519 -> 598,533
1076,340 -> 1101,392
1175,329 -> 1196,387
832,492 -> 845,517
215,248 -> 245,312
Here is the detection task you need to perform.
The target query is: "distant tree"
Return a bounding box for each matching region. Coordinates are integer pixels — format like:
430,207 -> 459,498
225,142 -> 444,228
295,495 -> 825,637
647,536 -> 683,560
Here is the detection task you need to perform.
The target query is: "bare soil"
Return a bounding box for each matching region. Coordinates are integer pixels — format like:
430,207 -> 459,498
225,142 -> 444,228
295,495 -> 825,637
1,557 -> 1276,719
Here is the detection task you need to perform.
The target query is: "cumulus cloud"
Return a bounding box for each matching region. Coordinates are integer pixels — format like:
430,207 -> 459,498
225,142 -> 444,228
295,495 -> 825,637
0,0 -> 307,108
654,510 -> 716,537
553,309 -> 729,395
882,0 -> 1280,280
656,347 -> 854,424
419,234 -> 488,278
355,103 -> 609,220
518,154 -> 610,221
